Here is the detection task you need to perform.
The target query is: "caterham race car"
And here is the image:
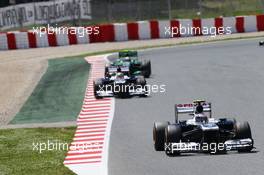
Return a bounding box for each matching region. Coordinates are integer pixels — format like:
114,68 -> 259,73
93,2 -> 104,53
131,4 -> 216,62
105,50 -> 151,78
94,69 -> 148,99
153,100 -> 254,155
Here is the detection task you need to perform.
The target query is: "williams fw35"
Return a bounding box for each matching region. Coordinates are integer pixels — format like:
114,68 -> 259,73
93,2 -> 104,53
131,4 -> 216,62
153,100 -> 254,155
93,72 -> 148,99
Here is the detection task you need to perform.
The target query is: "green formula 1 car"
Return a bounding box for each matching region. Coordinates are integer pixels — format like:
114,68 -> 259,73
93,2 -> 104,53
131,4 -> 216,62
105,50 -> 151,78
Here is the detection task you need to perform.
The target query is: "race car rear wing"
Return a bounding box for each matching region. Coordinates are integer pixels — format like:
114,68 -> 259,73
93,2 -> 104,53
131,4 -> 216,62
107,66 -> 129,73
119,50 -> 138,58
175,102 -> 212,123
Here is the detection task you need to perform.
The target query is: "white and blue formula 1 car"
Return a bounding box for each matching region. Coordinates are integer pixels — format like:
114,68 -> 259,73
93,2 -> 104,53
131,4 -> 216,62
94,69 -> 148,99
153,100 -> 254,155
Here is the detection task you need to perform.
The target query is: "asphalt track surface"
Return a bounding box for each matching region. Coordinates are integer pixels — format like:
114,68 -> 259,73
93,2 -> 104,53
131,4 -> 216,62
109,38 -> 264,175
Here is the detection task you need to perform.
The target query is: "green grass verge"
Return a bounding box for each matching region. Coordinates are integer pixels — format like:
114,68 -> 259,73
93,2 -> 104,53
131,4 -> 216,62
0,127 -> 76,175
10,57 -> 90,124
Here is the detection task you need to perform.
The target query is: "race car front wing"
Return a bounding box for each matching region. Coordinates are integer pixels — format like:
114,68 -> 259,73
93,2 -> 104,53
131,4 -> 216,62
165,138 -> 253,153
95,87 -> 148,97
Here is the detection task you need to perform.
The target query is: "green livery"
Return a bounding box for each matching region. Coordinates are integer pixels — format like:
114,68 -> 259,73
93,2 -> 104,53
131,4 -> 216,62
106,50 -> 151,78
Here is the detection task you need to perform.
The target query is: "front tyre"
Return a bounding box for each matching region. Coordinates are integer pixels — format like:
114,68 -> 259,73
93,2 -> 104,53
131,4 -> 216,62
136,76 -> 148,97
235,121 -> 253,152
165,124 -> 182,156
136,76 -> 146,86
94,79 -> 104,99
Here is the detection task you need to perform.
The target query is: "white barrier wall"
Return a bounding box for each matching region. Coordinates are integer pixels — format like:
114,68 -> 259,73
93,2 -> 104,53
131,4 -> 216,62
1,14 -> 264,50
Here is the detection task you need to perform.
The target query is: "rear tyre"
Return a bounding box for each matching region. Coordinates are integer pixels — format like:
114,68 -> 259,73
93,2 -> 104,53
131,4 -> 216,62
153,122 -> 170,151
165,124 -> 181,156
141,61 -> 151,78
259,41 -> 264,46
235,121 -> 253,152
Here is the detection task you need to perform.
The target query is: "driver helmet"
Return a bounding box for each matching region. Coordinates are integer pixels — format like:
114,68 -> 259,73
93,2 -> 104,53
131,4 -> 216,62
195,104 -> 204,114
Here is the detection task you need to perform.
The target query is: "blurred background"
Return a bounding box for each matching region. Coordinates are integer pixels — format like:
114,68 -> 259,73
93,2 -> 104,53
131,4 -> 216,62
1,0 -> 264,31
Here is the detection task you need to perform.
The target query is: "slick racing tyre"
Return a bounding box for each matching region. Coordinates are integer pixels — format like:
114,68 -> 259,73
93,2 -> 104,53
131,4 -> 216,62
259,41 -> 264,46
136,76 -> 146,86
105,67 -> 109,77
94,79 -> 104,99
141,60 -> 151,78
153,122 -> 170,151
136,76 -> 148,97
235,121 -> 253,152
165,124 -> 182,156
